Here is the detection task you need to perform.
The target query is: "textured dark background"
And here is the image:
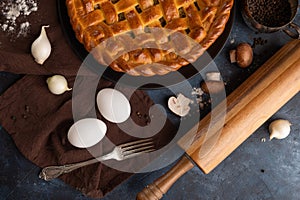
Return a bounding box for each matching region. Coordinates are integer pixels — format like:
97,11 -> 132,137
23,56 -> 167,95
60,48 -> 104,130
1,1 -> 299,200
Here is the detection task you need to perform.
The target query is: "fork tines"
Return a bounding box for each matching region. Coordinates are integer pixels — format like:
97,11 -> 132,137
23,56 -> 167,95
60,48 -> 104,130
120,138 -> 155,158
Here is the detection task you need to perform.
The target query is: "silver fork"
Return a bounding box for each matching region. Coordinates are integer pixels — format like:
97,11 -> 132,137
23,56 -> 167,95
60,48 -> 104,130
39,138 -> 155,181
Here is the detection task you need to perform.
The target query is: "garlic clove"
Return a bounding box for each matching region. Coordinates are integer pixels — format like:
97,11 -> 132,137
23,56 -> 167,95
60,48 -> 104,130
201,80 -> 224,94
206,72 -> 221,81
31,25 -> 51,65
269,119 -> 292,140
168,94 -> 191,117
46,75 -> 72,95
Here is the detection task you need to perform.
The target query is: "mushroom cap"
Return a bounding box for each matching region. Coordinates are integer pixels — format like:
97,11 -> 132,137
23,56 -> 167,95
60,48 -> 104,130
236,43 -> 253,68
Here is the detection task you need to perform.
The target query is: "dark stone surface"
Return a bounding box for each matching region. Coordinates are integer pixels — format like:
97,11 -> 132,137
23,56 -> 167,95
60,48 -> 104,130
1,1 -> 299,200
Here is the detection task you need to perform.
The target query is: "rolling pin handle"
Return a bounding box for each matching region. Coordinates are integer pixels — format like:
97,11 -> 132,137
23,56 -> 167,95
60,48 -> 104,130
136,184 -> 163,200
136,155 -> 194,200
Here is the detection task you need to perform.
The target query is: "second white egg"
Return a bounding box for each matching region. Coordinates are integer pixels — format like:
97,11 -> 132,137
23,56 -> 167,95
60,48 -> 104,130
67,118 -> 107,148
96,88 -> 131,123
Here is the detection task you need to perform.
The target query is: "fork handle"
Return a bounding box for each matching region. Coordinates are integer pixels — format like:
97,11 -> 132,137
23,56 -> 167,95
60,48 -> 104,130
39,158 -> 98,181
136,155 -> 194,200
39,152 -> 115,181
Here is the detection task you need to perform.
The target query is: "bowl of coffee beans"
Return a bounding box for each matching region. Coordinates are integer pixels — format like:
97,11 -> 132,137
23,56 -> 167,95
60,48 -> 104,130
241,0 -> 300,39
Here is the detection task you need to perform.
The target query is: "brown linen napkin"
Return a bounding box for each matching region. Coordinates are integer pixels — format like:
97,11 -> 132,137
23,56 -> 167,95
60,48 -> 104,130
0,0 -> 177,198
0,74 -> 176,198
0,0 -> 82,75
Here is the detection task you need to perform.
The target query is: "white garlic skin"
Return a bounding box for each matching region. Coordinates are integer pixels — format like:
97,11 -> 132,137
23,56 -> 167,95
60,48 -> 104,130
46,75 -> 72,95
269,119 -> 292,140
31,25 -> 51,65
206,72 -> 221,81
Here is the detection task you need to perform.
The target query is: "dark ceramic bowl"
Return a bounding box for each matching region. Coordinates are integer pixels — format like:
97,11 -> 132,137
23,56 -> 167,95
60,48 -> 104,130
241,0 -> 300,39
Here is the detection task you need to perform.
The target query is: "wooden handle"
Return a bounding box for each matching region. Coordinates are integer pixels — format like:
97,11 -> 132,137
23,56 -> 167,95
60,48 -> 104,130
179,39 -> 300,154
194,40 -> 300,173
137,40 -> 300,200
195,53 -> 300,173
136,155 -> 194,200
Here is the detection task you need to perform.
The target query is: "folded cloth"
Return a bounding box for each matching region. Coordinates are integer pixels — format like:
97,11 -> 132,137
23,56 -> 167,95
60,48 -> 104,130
0,75 -> 176,198
0,0 -> 82,75
0,0 -> 177,198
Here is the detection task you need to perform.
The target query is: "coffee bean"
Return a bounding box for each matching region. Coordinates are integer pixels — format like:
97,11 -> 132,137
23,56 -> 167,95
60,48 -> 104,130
248,0 -> 292,27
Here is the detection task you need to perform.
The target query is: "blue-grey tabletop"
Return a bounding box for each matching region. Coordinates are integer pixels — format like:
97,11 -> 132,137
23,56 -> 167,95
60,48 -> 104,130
1,1 -> 299,200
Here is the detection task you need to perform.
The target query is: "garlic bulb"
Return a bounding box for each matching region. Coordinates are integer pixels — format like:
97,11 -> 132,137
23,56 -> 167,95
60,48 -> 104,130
269,119 -> 292,140
31,25 -> 51,65
46,75 -> 72,95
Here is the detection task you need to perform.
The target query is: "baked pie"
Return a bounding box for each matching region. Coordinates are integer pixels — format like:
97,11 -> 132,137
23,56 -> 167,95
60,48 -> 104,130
66,0 -> 234,76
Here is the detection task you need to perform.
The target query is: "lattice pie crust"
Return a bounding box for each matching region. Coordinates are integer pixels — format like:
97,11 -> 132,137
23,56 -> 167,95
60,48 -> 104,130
66,0 -> 234,76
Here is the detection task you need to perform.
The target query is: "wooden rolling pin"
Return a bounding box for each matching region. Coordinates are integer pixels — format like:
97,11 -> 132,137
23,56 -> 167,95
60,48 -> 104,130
137,39 -> 300,200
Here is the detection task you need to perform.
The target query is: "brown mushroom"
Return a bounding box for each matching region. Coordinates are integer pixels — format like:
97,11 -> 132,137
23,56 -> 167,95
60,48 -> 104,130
230,43 -> 253,68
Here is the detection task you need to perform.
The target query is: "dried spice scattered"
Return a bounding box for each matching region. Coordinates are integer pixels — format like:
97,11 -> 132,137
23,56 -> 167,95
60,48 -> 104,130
143,114 -> 151,124
10,115 -> 16,121
252,37 -> 268,48
191,87 -> 211,110
248,0 -> 292,27
136,111 -> 142,118
25,105 -> 30,112
136,111 -> 151,124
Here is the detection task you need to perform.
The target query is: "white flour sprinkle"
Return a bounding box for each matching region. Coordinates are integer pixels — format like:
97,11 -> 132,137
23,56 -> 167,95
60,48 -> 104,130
191,87 -> 204,104
0,0 -> 38,37
191,87 -> 210,110
17,21 -> 30,37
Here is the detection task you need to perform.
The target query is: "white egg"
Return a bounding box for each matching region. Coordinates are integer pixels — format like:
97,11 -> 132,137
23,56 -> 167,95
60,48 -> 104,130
67,118 -> 107,148
96,88 -> 131,123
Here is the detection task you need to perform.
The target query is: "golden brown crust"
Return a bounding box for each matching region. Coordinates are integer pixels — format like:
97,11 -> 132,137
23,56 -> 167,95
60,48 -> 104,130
66,0 -> 234,76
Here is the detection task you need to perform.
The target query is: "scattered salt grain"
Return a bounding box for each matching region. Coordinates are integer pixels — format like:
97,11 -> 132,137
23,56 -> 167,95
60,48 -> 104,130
192,87 -> 204,107
1,24 -> 8,31
17,22 -> 30,37
192,87 -> 204,104
8,26 -> 14,32
191,87 -> 204,96
0,0 -> 38,37
191,87 -> 211,110
230,38 -> 235,44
